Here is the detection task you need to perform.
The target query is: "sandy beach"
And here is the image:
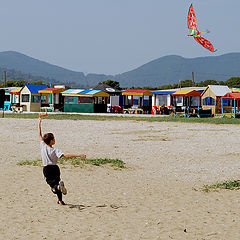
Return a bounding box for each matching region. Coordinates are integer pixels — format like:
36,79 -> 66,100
1,117 -> 240,239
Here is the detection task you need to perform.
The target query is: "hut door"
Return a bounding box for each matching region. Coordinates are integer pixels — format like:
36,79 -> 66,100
139,97 -> 142,107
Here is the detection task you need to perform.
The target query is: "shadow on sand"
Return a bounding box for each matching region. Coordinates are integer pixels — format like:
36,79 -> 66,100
66,204 -> 91,211
66,203 -> 125,211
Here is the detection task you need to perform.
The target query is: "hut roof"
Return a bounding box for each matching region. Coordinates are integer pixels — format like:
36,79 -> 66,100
61,89 -> 84,94
38,88 -> 65,94
201,85 -> 231,97
122,89 -> 153,96
25,84 -> 48,93
62,89 -> 109,97
151,90 -> 177,95
221,92 -> 240,100
0,87 -> 20,93
9,87 -> 22,95
171,90 -> 201,97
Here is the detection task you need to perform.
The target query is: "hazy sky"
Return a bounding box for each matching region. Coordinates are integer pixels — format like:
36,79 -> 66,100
0,0 -> 239,75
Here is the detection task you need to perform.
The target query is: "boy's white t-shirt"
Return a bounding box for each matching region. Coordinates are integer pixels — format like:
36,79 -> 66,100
40,141 -> 64,166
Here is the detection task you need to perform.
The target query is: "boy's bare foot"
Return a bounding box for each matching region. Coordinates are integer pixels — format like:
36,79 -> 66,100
57,200 -> 66,205
80,154 -> 86,159
59,181 -> 67,195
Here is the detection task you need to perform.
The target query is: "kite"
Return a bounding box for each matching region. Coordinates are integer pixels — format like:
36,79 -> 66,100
187,4 -> 216,52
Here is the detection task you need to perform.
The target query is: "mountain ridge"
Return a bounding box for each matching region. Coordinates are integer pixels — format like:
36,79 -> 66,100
0,51 -> 240,87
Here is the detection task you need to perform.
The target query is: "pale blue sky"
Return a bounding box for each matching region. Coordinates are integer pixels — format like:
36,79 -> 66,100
0,0 -> 239,74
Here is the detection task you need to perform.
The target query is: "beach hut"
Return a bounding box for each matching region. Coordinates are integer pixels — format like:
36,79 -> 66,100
122,89 -> 153,114
62,89 -> 109,113
151,87 -> 206,115
0,87 -> 21,110
201,85 -> 231,115
20,84 -> 48,112
9,87 -> 23,112
151,90 -> 176,114
172,89 -> 201,113
94,83 -> 123,113
38,87 -> 65,112
9,87 -> 22,104
151,90 -> 176,107
220,92 -> 240,118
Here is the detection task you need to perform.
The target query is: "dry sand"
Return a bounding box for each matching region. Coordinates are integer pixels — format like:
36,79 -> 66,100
1,117 -> 240,239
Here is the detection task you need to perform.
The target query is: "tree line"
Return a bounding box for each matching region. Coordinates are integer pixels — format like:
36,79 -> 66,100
155,77 -> 240,90
0,80 -> 45,88
102,77 -> 240,90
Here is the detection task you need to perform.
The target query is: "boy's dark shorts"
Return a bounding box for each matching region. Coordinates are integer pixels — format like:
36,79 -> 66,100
43,165 -> 60,188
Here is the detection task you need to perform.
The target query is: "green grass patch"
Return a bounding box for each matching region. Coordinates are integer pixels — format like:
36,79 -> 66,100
17,157 -> 125,169
4,112 -> 240,124
17,159 -> 42,166
62,157 -> 125,168
203,180 -> 240,192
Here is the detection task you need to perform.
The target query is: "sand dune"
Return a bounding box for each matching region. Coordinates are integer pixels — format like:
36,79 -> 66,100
1,118 -> 240,239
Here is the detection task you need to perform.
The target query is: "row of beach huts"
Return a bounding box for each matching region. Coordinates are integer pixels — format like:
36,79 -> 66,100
1,82 -> 240,117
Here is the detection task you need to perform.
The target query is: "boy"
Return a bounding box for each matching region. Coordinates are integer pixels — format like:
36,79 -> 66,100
38,114 -> 86,205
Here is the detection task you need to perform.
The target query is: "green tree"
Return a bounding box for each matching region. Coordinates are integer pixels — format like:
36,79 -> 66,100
178,80 -> 194,88
101,80 -> 121,89
196,80 -> 219,87
16,80 -> 28,87
142,86 -> 157,90
29,80 -> 44,85
225,77 -> 240,87
218,81 -> 225,85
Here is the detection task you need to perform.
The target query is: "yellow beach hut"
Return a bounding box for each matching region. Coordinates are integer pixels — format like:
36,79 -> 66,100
38,87 -> 65,112
201,85 -> 231,115
122,89 -> 153,114
20,84 -> 48,112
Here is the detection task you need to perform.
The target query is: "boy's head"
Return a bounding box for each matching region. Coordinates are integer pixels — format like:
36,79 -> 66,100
43,133 -> 55,146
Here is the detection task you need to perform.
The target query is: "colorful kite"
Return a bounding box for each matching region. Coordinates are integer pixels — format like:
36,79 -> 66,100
187,4 -> 216,52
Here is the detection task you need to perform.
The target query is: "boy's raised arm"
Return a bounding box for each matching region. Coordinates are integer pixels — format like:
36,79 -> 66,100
38,116 -> 43,141
38,113 -> 48,141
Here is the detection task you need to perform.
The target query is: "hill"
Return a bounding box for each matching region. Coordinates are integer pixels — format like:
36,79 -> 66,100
0,51 -> 89,87
0,51 -> 240,87
113,53 -> 240,87
0,66 -> 52,84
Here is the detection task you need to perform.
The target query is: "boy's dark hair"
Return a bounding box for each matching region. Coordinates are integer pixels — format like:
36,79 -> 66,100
43,133 -> 54,145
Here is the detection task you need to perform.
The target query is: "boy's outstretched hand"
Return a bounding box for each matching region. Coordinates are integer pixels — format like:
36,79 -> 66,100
79,154 -> 86,159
